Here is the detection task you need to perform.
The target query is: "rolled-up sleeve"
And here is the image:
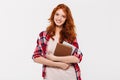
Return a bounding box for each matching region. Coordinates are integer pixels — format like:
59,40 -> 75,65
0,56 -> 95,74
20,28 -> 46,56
32,38 -> 43,59
32,31 -> 47,59
72,38 -> 83,63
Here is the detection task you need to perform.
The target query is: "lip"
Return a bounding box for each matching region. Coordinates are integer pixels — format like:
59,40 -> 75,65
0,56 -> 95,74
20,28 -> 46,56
56,20 -> 61,24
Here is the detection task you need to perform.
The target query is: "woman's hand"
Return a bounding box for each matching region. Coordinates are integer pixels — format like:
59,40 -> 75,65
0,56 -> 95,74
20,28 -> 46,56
46,52 -> 71,70
58,62 -> 71,70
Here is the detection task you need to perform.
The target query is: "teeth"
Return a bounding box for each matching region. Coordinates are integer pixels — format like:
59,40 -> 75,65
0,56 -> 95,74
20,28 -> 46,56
57,22 -> 60,23
56,20 -> 61,23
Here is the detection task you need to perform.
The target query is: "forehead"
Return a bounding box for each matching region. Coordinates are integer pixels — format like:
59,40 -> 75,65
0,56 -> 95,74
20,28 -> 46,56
55,9 -> 66,15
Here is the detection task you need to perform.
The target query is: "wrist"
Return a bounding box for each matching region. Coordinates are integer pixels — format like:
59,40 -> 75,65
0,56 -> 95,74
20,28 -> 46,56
52,61 -> 61,68
52,55 -> 57,61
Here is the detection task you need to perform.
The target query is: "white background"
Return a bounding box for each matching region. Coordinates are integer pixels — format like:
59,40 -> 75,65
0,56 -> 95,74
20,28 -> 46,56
0,0 -> 120,80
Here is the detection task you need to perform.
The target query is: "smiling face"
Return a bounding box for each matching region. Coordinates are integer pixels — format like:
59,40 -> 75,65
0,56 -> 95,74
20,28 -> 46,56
54,9 -> 66,27
47,4 -> 76,43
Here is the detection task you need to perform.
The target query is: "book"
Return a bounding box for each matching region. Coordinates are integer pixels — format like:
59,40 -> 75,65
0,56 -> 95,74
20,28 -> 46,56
63,41 -> 82,54
54,43 -> 72,56
63,41 -> 76,54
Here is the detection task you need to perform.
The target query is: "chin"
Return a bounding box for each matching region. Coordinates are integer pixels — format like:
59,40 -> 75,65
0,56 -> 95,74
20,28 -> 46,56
56,24 -> 63,27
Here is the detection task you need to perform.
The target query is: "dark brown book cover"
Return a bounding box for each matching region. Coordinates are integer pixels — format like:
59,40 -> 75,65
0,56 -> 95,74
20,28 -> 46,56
54,43 -> 72,56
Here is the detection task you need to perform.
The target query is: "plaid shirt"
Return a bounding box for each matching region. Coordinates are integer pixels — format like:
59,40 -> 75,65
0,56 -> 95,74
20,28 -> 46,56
32,31 -> 83,80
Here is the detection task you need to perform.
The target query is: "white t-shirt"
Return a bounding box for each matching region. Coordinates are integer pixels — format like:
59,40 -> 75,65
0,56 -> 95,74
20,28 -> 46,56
46,38 -> 76,80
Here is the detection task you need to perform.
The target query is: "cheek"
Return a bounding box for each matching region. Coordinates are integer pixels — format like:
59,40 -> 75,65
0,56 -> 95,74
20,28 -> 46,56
54,14 -> 57,18
53,16 -> 56,21
63,18 -> 66,23
54,16 -> 56,20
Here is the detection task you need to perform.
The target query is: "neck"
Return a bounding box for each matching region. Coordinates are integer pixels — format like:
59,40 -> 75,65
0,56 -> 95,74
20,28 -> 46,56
55,26 -> 62,34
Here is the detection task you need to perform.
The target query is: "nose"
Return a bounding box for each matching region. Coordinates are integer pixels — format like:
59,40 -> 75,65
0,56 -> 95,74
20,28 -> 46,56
58,16 -> 62,20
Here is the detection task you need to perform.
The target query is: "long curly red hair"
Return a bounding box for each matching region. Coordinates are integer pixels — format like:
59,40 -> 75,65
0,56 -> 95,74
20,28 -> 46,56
46,4 -> 76,43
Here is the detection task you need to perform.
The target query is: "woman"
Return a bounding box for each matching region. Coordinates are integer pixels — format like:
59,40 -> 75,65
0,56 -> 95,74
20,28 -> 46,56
32,4 -> 83,80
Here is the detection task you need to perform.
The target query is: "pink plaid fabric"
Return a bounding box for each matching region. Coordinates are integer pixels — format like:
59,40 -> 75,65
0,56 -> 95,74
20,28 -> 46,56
32,31 -> 83,80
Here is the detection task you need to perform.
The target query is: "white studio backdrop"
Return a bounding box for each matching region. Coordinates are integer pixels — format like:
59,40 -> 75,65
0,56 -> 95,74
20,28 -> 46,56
0,0 -> 120,80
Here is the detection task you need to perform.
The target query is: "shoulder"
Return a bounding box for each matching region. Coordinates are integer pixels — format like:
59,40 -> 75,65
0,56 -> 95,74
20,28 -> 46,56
39,31 -> 48,37
38,31 -> 50,41
72,38 -> 79,48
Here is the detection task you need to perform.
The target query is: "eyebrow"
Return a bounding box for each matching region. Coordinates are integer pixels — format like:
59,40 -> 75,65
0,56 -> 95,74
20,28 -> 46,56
56,12 -> 66,16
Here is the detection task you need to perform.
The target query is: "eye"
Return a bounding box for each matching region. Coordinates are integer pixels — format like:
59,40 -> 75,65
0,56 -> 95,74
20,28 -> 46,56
55,13 -> 59,16
62,15 -> 66,18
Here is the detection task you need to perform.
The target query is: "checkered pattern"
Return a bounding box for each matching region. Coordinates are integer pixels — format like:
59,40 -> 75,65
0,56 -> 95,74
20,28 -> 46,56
32,31 -> 83,80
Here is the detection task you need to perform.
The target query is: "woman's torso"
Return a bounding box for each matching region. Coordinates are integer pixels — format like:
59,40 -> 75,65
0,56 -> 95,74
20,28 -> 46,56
46,36 -> 76,80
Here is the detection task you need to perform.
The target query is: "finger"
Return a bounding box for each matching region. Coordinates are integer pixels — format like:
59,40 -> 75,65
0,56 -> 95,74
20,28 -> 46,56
66,65 -> 70,69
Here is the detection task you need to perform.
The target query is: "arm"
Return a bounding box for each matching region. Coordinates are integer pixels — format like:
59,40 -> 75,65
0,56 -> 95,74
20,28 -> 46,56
54,56 -> 80,63
33,56 -> 70,70
46,54 -> 79,63
46,38 -> 83,63
32,31 -> 70,70
33,56 -> 59,67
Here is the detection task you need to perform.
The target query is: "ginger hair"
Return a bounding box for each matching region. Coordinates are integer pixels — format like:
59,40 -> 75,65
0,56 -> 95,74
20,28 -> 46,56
46,4 -> 76,43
